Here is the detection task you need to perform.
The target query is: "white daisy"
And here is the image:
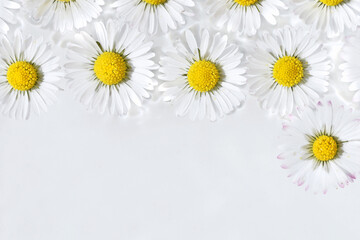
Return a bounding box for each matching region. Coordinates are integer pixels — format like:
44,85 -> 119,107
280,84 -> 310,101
293,0 -> 360,38
207,0 -> 287,36
0,32 -> 62,119
25,0 -> 104,32
66,20 -> 157,116
158,28 -> 247,121
0,0 -> 20,34
111,0 -> 195,35
278,100 -> 360,194
340,31 -> 360,103
248,26 -> 331,116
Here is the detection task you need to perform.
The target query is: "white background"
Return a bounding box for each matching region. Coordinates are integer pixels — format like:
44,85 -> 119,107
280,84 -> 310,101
1,1 -> 360,240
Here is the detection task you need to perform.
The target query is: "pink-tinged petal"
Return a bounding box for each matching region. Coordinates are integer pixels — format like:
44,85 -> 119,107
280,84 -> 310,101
281,164 -> 288,169
297,179 -> 304,186
277,153 -> 285,160
349,173 -> 356,180
282,123 -> 289,130
339,182 -> 345,188
283,113 -> 295,122
317,101 -> 323,106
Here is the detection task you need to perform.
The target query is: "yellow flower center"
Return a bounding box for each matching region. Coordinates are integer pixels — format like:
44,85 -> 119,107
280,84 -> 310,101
94,52 -> 128,86
57,0 -> 71,2
234,0 -> 259,6
312,135 -> 338,162
7,61 -> 38,91
187,60 -> 220,92
273,56 -> 304,88
142,0 -> 167,5
319,0 -> 344,6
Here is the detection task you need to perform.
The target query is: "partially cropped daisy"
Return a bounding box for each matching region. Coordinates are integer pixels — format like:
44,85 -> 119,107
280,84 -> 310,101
111,0 -> 194,35
159,28 -> 247,121
278,100 -> 360,193
340,31 -> 360,103
248,26 -> 331,116
207,0 -> 286,36
293,0 -> 360,37
66,20 -> 157,116
25,0 -> 104,32
0,32 -> 62,119
0,0 -> 20,34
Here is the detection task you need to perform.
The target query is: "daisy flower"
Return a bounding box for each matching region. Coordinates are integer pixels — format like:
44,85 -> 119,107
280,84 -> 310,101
293,0 -> 360,37
111,0 -> 195,35
278,100 -> 360,194
207,0 -> 287,36
0,0 -> 20,34
66,20 -> 157,116
0,32 -> 62,119
25,0 -> 104,32
340,31 -> 360,103
248,26 -> 331,116
158,28 -> 247,121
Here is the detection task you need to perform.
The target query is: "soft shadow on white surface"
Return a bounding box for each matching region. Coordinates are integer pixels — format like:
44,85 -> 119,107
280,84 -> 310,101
1,1 -> 360,240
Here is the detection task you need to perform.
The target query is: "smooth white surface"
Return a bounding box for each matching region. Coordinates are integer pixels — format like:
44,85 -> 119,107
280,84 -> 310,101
1,1 -> 360,240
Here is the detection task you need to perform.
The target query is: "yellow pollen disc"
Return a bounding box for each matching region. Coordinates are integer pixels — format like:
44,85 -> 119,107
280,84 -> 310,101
57,0 -> 71,2
273,56 -> 304,88
187,60 -> 220,92
94,52 -> 128,86
312,135 -> 338,162
319,0 -> 344,6
142,0 -> 167,5
234,0 -> 259,6
7,61 -> 38,91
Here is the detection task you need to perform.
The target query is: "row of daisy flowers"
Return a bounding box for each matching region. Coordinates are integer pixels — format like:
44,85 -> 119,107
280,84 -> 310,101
1,0 -> 360,194
0,22 -> 338,120
2,0 -> 360,37
4,0 -> 360,37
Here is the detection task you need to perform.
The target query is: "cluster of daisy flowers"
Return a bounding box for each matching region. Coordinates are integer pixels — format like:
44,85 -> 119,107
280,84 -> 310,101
1,0 -> 360,193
